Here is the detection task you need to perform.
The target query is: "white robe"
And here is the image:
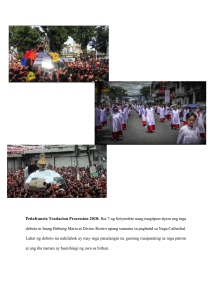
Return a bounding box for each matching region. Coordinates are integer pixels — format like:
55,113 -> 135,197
110,112 -> 122,132
103,109 -> 107,122
124,108 -> 128,122
171,110 -> 180,125
142,109 -> 146,121
95,107 -> 101,127
203,113 -> 206,125
159,107 -> 165,118
120,110 -> 127,124
145,108 -> 155,126
165,107 -> 171,115
177,125 -> 201,144
100,109 -> 107,123
157,107 -> 160,114
196,113 -> 205,134
139,106 -> 143,115
183,109 -> 189,121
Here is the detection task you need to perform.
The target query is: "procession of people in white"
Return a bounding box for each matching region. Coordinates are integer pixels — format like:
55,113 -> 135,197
95,102 -> 206,144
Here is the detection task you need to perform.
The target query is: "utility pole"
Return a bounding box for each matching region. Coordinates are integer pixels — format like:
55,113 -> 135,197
75,145 -> 80,181
87,146 -> 92,167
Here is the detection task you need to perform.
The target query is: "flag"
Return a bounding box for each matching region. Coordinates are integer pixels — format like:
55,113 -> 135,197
24,50 -> 32,59
21,57 -> 27,67
49,53 -> 59,63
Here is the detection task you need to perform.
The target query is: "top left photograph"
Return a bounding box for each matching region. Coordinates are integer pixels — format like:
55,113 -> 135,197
9,26 -> 109,82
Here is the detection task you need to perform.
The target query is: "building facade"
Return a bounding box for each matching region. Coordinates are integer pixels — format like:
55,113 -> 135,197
151,82 -> 206,106
7,145 -> 107,172
73,41 -> 82,55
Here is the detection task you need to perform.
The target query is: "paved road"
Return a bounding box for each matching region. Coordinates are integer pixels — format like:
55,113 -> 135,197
95,109 -> 185,145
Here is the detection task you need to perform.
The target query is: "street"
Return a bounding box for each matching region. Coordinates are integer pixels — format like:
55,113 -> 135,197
96,109 -> 185,145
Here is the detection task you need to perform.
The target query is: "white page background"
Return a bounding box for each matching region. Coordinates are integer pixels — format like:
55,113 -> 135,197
1,1 -> 212,300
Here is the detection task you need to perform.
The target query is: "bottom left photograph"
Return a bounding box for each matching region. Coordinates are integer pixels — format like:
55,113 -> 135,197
7,144 -> 107,198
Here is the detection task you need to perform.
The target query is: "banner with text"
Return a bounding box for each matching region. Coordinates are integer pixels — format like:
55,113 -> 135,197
165,90 -> 170,103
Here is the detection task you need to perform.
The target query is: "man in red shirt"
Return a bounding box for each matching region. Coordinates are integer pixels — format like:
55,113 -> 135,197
26,49 -> 37,71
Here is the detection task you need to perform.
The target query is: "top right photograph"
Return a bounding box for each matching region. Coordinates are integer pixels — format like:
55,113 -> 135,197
95,81 -> 206,145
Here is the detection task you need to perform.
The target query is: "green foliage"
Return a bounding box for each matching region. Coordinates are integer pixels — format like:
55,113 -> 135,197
9,26 -> 42,55
140,86 -> 150,100
67,26 -> 97,50
9,26 -> 107,57
91,26 -> 109,53
41,26 -> 69,53
108,86 -> 128,100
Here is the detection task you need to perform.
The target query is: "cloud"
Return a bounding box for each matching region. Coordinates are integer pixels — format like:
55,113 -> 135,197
108,81 -> 152,95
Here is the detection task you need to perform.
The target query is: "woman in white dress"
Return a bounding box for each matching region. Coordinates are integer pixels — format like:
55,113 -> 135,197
138,105 -> 143,118
145,103 -> 155,133
109,105 -> 113,117
177,112 -> 201,144
141,105 -> 147,126
110,106 -> 123,142
95,104 -> 102,130
171,105 -> 180,129
165,104 -> 171,120
159,105 -> 165,122
195,108 -> 205,139
100,105 -> 107,126
128,105 -> 131,116
120,106 -> 127,130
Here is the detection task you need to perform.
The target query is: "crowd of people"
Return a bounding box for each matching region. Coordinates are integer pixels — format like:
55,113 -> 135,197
9,44 -> 109,82
95,103 -> 206,144
7,166 -> 107,198
95,103 -> 132,142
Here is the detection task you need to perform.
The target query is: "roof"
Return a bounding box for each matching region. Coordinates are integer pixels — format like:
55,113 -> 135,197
7,145 -> 97,155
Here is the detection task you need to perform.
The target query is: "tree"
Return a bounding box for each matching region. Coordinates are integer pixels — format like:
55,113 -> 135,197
41,26 -> 69,53
108,86 -> 128,101
91,26 -> 109,54
9,26 -> 43,56
67,26 -> 97,59
140,86 -> 150,100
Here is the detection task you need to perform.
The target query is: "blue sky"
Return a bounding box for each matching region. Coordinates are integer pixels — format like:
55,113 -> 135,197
64,37 -> 74,46
65,37 -> 92,49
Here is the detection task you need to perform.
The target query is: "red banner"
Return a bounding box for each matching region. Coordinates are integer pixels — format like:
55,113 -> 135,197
160,81 -> 167,90
159,87 -> 165,94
